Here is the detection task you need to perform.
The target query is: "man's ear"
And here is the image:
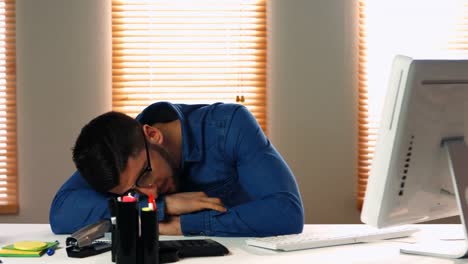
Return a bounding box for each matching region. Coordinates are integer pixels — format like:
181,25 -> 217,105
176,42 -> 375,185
142,124 -> 164,144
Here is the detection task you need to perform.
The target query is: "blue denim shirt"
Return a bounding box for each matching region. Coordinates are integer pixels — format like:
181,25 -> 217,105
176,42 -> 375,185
50,102 -> 304,236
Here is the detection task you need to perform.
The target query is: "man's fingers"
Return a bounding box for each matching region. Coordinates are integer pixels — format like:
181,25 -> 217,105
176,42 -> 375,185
159,222 -> 170,235
165,192 -> 226,215
195,199 -> 227,213
159,223 -> 179,235
178,192 -> 207,198
202,201 -> 227,212
201,197 -> 223,206
159,216 -> 182,235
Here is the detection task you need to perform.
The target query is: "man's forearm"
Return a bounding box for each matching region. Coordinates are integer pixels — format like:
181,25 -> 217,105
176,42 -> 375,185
180,193 -> 304,237
50,189 -> 110,234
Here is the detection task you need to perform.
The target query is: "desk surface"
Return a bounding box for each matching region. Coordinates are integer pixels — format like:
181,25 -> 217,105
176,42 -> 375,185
0,224 -> 466,264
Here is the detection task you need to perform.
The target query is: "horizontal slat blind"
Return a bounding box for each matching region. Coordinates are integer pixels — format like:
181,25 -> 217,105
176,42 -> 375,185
448,1 -> 468,51
112,0 -> 267,131
357,0 -> 468,210
357,0 -> 370,211
0,0 -> 17,214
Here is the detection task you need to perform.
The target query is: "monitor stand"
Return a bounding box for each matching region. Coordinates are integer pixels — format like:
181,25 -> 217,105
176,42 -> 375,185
400,138 -> 468,258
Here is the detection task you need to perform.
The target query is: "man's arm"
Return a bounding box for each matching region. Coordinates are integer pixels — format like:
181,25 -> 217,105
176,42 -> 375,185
49,171 -> 111,234
180,105 -> 304,237
50,171 -> 171,234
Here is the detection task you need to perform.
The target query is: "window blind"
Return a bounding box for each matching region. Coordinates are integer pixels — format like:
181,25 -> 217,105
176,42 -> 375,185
357,0 -> 370,211
0,0 -> 16,214
112,0 -> 267,131
357,0 -> 468,210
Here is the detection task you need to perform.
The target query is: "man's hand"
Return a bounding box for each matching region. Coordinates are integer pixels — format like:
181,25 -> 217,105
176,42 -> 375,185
159,216 -> 182,235
165,192 -> 227,216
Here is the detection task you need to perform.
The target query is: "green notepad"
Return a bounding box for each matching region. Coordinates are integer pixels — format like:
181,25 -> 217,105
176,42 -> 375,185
0,241 -> 59,257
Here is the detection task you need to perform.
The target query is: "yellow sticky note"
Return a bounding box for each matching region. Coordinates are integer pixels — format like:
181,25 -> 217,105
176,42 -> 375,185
0,248 -> 41,256
0,241 -> 58,257
13,241 -> 47,251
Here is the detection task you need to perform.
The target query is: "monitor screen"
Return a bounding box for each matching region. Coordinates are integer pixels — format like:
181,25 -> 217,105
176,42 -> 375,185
361,55 -> 468,228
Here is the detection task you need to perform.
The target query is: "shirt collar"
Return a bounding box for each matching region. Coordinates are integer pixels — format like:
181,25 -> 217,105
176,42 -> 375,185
136,102 -> 203,167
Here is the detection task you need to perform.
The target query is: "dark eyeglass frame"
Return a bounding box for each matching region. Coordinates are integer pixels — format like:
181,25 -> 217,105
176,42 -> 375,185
134,130 -> 153,188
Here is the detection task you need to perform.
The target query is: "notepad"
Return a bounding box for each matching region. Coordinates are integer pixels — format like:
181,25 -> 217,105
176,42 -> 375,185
0,241 -> 59,257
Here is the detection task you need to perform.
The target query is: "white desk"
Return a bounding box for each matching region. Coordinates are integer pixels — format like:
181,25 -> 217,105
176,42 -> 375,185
0,224 -> 466,264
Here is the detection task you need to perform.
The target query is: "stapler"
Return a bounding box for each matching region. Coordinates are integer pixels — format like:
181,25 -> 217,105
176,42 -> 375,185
66,219 -> 112,258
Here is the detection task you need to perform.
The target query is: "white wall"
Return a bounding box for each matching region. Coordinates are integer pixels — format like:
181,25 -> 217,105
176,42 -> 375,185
0,0 -> 361,224
268,0 -> 360,224
0,0 -> 112,223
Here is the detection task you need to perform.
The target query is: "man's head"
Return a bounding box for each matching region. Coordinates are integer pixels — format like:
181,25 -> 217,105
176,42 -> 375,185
72,111 -> 180,196
72,111 -> 144,193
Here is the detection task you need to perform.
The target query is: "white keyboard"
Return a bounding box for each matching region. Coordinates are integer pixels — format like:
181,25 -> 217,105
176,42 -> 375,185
245,226 -> 419,251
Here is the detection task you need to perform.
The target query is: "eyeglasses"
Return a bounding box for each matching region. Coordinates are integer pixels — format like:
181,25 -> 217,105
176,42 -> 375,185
134,130 -> 154,188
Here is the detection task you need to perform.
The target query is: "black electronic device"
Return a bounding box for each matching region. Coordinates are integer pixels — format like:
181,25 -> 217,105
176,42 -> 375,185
160,239 -> 229,259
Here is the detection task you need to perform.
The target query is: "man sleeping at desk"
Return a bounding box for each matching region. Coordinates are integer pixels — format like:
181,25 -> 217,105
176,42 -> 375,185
49,102 -> 304,237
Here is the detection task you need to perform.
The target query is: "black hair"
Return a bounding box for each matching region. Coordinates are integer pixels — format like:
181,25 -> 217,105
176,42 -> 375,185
72,111 -> 144,193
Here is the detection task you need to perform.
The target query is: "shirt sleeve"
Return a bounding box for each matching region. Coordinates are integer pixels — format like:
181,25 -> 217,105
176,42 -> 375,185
180,105 -> 304,237
50,171 -> 169,234
49,171 -> 111,234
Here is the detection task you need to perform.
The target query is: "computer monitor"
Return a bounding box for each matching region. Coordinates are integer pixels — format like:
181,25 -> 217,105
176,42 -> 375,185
361,55 -> 468,258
